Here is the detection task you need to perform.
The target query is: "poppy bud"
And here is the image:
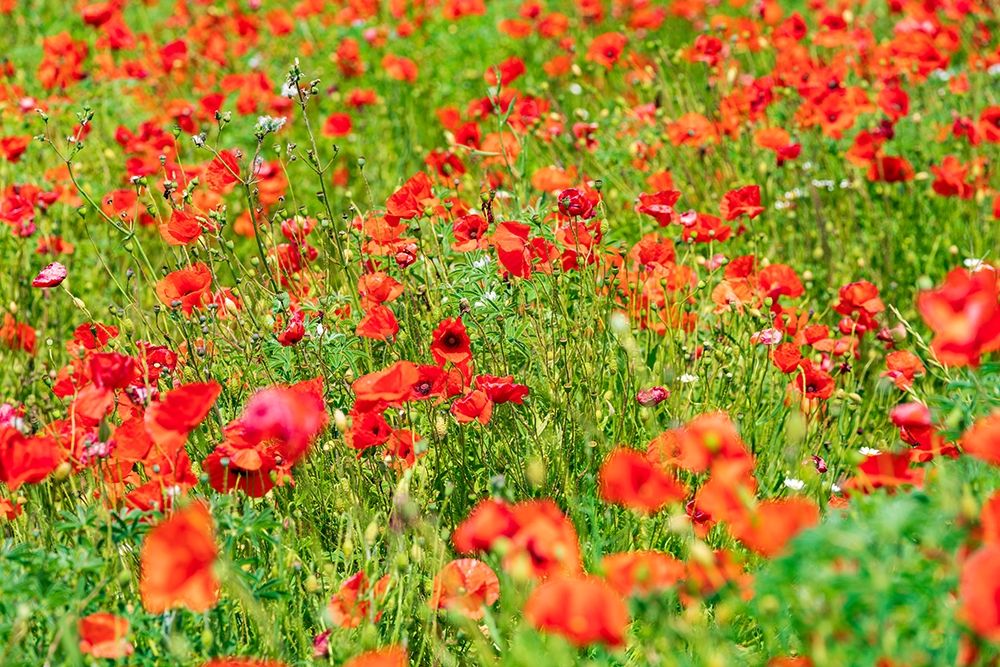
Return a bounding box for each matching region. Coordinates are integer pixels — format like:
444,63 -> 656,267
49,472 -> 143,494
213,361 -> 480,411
526,456 -> 546,488
636,386 -> 670,407
433,414 -> 448,440
364,520 -> 379,546
333,409 -> 348,433
53,461 -> 72,481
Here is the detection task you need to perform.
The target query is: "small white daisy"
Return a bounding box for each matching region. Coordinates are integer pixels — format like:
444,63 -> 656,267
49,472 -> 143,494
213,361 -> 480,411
783,478 -> 806,491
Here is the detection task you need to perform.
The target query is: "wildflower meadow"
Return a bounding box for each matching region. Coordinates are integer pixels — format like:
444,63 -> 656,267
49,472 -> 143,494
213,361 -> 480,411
1,0 -> 999,665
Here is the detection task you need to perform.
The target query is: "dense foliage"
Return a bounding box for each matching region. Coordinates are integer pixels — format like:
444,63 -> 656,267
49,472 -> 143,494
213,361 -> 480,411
0,0 -> 999,665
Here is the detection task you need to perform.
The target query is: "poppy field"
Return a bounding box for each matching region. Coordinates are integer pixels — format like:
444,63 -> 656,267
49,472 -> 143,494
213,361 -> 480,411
2,0 -> 1000,665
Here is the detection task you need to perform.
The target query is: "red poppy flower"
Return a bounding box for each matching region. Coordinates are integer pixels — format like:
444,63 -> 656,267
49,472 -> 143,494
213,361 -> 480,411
636,190 -> 681,226
322,112 -> 352,137
961,411 -> 1000,467
730,497 -> 819,558
719,185 -> 764,221
453,498 -> 518,553
451,214 -> 490,252
680,211 -> 732,243
484,56 -> 525,86
139,501 -> 220,613
758,264 -> 804,301
353,361 -> 420,408
504,500 -> 581,579
525,575 -> 629,647
430,317 -> 472,368
490,221 -> 532,278
156,262 -> 213,315
675,411 -> 751,473
959,544 -> 1000,641
160,209 -> 203,246
203,431 -> 280,498
357,272 -> 404,308
556,187 -> 596,219
601,551 -> 684,596
428,558 -> 500,619
385,172 -> 432,221
866,155 -> 913,183
450,389 -> 493,425
346,410 -> 392,451
356,305 -> 400,341
475,374 -> 529,404
328,571 -> 391,628
882,350 -> 925,389
586,32 -> 627,69
790,360 -> 835,400
144,381 -> 222,458
0,428 -> 62,491
78,612 -> 133,659
205,149 -> 241,190
599,448 -> 687,513
240,378 -> 328,465
343,647 -> 407,667
841,452 -> 924,494
917,267 -> 1000,367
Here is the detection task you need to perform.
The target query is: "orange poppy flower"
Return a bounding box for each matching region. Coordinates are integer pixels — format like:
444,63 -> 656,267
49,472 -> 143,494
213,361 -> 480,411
882,350 -> 925,389
601,551 -> 685,596
328,571 -> 391,628
143,381 -> 222,458
961,411 -> 1000,467
730,497 -> 819,558
78,612 -> 132,659
352,361 -> 420,408
676,411 -> 752,473
452,498 -> 519,554
504,500 -> 582,579
155,262 -> 213,315
344,647 -> 408,667
599,447 -> 687,513
525,575 -> 629,647
917,267 -> 1000,367
139,501 -> 220,613
450,390 -> 493,425
0,428 -> 62,491
667,113 -> 716,147
959,544 -> 1000,641
428,558 -> 500,619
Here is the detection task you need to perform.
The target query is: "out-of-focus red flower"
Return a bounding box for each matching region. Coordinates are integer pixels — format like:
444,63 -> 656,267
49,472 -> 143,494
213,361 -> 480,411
328,571 -> 391,628
525,575 -> 629,646
78,612 -> 133,659
343,647 -> 408,667
599,447 -> 687,513
601,550 -> 685,596
428,558 -> 500,619
452,498 -> 518,553
729,497 -> 819,558
139,501 -> 220,613
959,544 -> 1000,641
962,411 -> 1000,467
917,267 -> 1000,367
